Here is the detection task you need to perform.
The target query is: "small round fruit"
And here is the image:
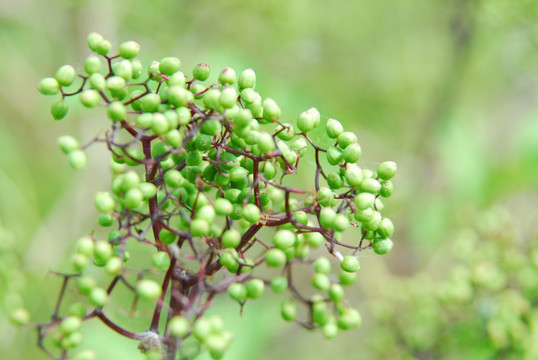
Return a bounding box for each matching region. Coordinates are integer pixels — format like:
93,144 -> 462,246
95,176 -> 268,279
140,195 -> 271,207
246,278 -> 265,299
372,238 -> 393,255
55,65 -> 76,87
221,229 -> 241,248
95,192 -> 115,213
9,308 -> 30,326
219,67 -> 236,85
281,299 -> 297,322
152,251 -> 171,271
326,118 -> 343,138
265,248 -> 287,267
227,283 -> 247,302
214,198 -> 233,216
80,89 -> 100,107
272,229 -> 296,250
159,57 -> 181,75
377,161 -> 397,180
119,41 -> 140,59
193,63 -> 210,81
60,316 -> 82,334
340,255 -> 360,273
169,316 -> 190,338
270,276 -> 288,293
136,279 -> 163,301
89,287 -> 108,307
39,77 -> 60,95
67,150 -> 87,170
312,273 -> 331,291
58,135 -> 79,154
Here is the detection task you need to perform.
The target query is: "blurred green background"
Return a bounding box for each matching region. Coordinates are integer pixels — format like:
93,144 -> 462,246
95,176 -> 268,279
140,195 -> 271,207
2,0 -> 538,359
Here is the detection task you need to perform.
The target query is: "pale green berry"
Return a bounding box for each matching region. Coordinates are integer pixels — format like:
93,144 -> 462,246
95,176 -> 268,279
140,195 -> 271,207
159,57 -> 181,75
55,65 -> 76,87
39,77 -> 60,95
219,87 -> 238,108
345,165 -> 363,188
84,56 -> 101,74
246,278 -> 265,299
326,118 -> 343,138
337,132 -> 357,149
275,123 -> 295,141
60,316 -> 82,334
243,204 -> 261,223
193,63 -> 210,81
119,40 -> 140,59
343,143 -> 361,163
270,276 -> 288,293
131,59 -> 143,78
312,273 -> 331,291
327,172 -> 343,189
195,205 -> 216,223
136,279 -> 162,301
190,219 -> 210,237
113,60 -> 133,81
89,287 -> 108,307
222,229 -> 241,248
332,214 -> 350,232
377,161 -> 397,180
265,248 -> 287,267
168,86 -> 194,107
281,299 -> 297,321
372,238 -> 393,255
50,99 -> 69,120
379,180 -> 394,198
95,192 -> 115,213
167,71 -> 186,87
140,93 -> 161,112
328,284 -> 345,302
164,129 -> 183,148
58,135 -> 79,154
219,67 -> 236,85
228,283 -> 247,302
94,240 -> 113,262
76,236 -> 95,257
124,188 -> 143,209
77,276 -> 97,295
214,198 -> 233,216
169,316 -> 190,338
238,68 -> 256,89
326,146 -> 343,165
272,229 -> 296,250
89,73 -> 106,90
80,89 -> 100,107
340,255 -> 360,272
72,253 -> 89,271
262,98 -> 281,121
377,218 -> 394,238
10,308 -> 30,326
297,110 -> 315,133
94,38 -> 111,56
151,113 -> 169,135
105,257 -> 122,275
360,178 -> 381,193
354,192 -> 376,209
107,101 -> 126,121
319,207 -> 336,228
314,257 -> 331,274
68,150 -> 87,170
203,89 -> 221,109
106,76 -> 126,91
339,271 -> 357,286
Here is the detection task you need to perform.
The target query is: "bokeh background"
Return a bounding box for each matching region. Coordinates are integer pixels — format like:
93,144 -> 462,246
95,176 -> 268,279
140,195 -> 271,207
2,0 -> 538,359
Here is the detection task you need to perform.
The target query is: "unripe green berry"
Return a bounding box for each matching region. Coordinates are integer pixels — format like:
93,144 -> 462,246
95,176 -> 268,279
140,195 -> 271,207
319,207 -> 337,228
159,57 -> 181,75
119,40 -> 140,59
68,150 -> 87,170
272,229 -> 296,250
338,308 -> 362,330
113,60 -> 133,81
246,278 -> 265,299
105,256 -> 122,275
337,132 -> 357,149
136,279 -> 162,301
360,178 -> 381,193
312,273 -> 331,291
73,350 -> 97,360
326,146 -> 343,165
222,229 -> 241,248
94,240 -> 113,262
164,169 -> 184,188
354,192 -> 376,210
243,204 -> 261,224
296,110 -> 315,133
219,67 -> 236,85
332,214 -> 350,232
314,257 -> 331,274
341,255 -> 360,273
377,161 -> 397,180
327,172 -> 343,189
377,218 -> 394,238
106,76 -> 126,91
228,282 -> 247,302
89,287 -> 108,307
95,192 -> 115,213
151,113 -> 169,135
339,271 -> 357,286
363,211 -> 382,231
328,284 -> 345,302
373,238 -> 393,255
55,65 -> 76,87
281,299 -> 297,322
265,248 -> 287,267
10,308 -> 30,326
238,68 -> 256,89
159,229 -> 178,245
84,56 -> 101,74
169,316 -> 190,338
326,118 -> 343,138
168,86 -> 194,107
214,198 -> 233,216
107,101 -> 126,121
322,323 -> 339,339
39,77 -> 60,95
80,89 -> 100,107
262,98 -> 281,121
344,165 -> 364,188
98,213 -> 114,227
58,135 -> 79,154
193,317 -> 211,342
60,316 -> 82,334
270,276 -> 288,293
343,143 -> 361,163
124,188 -> 143,209
379,180 -> 394,198
89,73 -> 106,90
190,219 -> 210,237
72,253 -> 89,271
193,63 -> 210,81
77,276 -> 97,295
76,236 -> 94,257
306,232 -> 325,248
219,87 -> 238,109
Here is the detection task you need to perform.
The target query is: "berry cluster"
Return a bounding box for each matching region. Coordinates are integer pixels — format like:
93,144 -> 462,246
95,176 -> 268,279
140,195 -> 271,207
31,32 -> 397,360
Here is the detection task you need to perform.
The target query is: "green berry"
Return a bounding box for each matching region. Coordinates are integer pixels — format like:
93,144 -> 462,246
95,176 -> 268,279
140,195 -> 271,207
219,87 -> 238,109
80,89 -> 100,107
332,214 -> 350,232
73,350 -> 97,360
243,204 -> 261,224
136,279 -> 162,301
10,308 -> 30,326
312,273 -> 331,291
354,192 -> 375,209
84,56 -> 101,74
97,213 -> 114,227
107,101 -> 126,121
228,283 -> 247,302
106,76 -> 126,91
76,236 -> 94,257
58,135 -> 79,154
68,150 -> 87,170
345,165 -> 364,188
222,229 -> 241,248
296,110 -> 315,133
363,211 -> 382,231
168,86 -> 194,107
94,240 -> 113,262
379,180 -> 394,198
77,276 -> 97,295
60,316 -> 82,334
327,172 -> 343,189
124,188 -> 143,209
377,218 -> 394,238
281,299 -> 297,321
270,276 -> 288,293
328,284 -> 345,302
343,143 -> 361,163
341,255 -> 360,273
164,169 -> 184,188
95,192 -> 115,213
190,219 -> 210,237
72,253 -> 89,271
272,229 -> 296,250
159,57 -> 181,75
214,198 -> 233,216
89,287 -> 108,307
219,67 -> 236,85
360,178 -> 381,193
151,113 -> 169,135
377,161 -> 397,180
265,248 -> 287,267
159,229 -> 177,245
89,73 -> 106,90
67,303 -> 87,318
339,271 -> 357,286
105,257 -> 122,275
113,60 -> 133,81
39,77 -> 60,95
246,278 -> 265,299
326,146 -> 343,165
119,40 -> 140,59
372,238 -> 393,255
338,308 -> 362,330
262,98 -> 281,121
55,65 -> 76,87
322,323 -> 339,339
314,257 -> 331,274
193,63 -> 210,81
306,232 -> 325,248
326,118 -> 343,138
169,316 -> 190,338
319,207 -> 336,228
238,68 -> 256,89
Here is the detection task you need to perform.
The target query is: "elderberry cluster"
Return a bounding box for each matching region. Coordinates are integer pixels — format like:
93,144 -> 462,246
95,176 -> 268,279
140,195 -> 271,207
28,32 -> 397,360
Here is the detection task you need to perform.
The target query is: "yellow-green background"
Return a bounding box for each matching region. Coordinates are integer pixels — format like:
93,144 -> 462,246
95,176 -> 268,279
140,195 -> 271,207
2,0 -> 538,359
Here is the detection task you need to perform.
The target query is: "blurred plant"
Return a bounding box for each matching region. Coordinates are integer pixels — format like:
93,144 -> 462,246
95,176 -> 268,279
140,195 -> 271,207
19,32 -> 397,360
367,206 -> 538,360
